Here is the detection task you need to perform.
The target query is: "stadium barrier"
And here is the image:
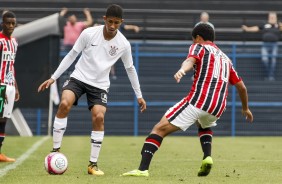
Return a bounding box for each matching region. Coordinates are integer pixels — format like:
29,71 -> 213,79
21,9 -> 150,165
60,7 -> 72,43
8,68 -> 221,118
33,41 -> 282,136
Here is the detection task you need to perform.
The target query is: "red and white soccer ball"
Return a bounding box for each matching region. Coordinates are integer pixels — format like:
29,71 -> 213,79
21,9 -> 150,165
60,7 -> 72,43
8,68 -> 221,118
44,152 -> 68,175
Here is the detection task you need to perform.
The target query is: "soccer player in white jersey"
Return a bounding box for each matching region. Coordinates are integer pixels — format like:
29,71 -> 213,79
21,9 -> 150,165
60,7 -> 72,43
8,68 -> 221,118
0,11 -> 20,162
122,23 -> 253,177
38,4 -> 146,175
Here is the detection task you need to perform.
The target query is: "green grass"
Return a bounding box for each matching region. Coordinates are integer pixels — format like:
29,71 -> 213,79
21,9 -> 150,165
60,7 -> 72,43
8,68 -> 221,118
0,136 -> 281,184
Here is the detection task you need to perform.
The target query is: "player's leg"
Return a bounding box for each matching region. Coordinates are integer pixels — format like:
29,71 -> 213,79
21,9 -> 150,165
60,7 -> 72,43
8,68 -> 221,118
196,121 -> 213,160
122,98 -> 194,177
196,112 -> 217,177
0,85 -> 16,162
87,104 -> 106,176
86,87 -> 107,176
52,89 -> 76,152
140,115 -> 180,169
0,118 -> 15,162
122,115 -> 179,177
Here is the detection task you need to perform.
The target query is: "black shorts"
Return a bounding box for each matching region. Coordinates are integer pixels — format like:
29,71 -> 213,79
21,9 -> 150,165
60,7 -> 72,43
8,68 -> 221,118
62,77 -> 108,110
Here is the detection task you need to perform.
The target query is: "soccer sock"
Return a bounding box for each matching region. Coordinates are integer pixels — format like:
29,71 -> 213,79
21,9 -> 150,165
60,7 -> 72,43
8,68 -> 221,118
53,117 -> 67,149
198,127 -> 213,159
90,131 -> 104,163
138,134 -> 163,171
0,120 -> 6,154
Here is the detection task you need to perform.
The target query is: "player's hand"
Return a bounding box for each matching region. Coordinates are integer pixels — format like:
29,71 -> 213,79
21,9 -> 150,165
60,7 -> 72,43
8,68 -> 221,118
38,78 -> 55,92
174,69 -> 186,83
137,98 -> 146,113
241,108 -> 253,123
14,88 -> 20,101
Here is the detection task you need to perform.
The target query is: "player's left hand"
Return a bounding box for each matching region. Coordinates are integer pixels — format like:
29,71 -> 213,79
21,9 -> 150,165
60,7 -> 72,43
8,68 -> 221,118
241,108 -> 253,123
137,98 -> 146,113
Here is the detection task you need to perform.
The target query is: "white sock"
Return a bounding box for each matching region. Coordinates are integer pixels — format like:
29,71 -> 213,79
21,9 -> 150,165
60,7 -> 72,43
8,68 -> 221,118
53,117 -> 67,149
90,131 -> 104,163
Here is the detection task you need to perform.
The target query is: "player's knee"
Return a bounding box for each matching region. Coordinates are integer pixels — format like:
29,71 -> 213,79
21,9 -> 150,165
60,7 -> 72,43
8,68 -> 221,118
59,99 -> 72,113
151,123 -> 168,137
92,112 -> 105,124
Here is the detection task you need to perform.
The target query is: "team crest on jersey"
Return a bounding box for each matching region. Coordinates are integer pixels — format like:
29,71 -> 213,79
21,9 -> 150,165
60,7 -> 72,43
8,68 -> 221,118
101,93 -> 107,103
5,71 -> 14,84
109,46 -> 118,56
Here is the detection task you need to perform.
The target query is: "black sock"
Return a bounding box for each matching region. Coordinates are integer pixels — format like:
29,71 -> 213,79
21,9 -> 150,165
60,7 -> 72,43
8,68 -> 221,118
138,134 -> 163,171
198,127 -> 213,159
0,120 -> 7,154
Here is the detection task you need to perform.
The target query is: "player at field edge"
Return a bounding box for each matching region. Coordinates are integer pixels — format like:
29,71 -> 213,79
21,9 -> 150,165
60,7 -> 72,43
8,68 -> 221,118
0,11 -> 20,162
122,23 -> 253,177
38,4 -> 146,176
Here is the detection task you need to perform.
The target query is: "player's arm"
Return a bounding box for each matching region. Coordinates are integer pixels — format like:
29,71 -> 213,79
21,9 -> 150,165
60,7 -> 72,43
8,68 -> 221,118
37,49 -> 79,92
121,45 -> 146,112
174,57 -> 196,83
125,65 -> 146,113
235,81 -> 253,123
38,29 -> 87,92
14,79 -> 20,101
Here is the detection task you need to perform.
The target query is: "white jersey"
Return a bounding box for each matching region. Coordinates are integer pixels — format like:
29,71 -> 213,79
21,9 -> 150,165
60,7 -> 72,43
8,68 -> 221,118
71,25 -> 133,91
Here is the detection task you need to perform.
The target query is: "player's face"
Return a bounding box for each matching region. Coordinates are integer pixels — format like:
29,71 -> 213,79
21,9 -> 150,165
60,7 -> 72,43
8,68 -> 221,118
2,17 -> 16,37
103,16 -> 123,37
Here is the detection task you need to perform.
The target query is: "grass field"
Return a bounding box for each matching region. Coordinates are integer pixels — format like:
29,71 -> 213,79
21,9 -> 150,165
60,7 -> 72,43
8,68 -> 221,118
0,136 -> 281,184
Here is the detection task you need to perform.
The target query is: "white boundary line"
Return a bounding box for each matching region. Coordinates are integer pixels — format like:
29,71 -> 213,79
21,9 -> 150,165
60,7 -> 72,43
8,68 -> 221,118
0,136 -> 49,177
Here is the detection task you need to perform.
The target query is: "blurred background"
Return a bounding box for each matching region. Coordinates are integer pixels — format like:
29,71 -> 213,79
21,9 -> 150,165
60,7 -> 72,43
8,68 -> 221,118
2,0 -> 282,136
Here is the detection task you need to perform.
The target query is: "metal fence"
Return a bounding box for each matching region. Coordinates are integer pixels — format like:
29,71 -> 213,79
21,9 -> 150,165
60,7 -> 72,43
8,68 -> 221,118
26,41 -> 282,136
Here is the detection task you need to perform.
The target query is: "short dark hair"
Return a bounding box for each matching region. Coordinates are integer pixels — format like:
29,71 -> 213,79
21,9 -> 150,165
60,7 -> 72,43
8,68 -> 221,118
105,4 -> 123,19
192,23 -> 215,42
2,11 -> 16,21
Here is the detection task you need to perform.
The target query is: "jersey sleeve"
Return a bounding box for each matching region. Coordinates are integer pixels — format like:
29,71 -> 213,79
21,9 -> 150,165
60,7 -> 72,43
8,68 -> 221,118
229,63 -> 242,85
187,43 -> 203,62
121,42 -> 134,68
72,29 -> 89,53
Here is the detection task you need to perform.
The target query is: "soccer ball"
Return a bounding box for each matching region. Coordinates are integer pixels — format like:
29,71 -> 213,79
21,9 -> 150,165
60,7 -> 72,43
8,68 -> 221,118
44,152 -> 68,175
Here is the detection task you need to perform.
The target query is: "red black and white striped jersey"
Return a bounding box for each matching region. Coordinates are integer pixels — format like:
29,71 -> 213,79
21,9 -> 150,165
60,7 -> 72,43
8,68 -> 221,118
0,32 -> 17,86
186,42 -> 241,118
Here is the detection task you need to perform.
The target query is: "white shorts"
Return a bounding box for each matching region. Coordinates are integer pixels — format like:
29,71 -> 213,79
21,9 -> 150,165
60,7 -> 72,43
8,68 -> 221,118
2,85 -> 15,118
165,98 -> 218,131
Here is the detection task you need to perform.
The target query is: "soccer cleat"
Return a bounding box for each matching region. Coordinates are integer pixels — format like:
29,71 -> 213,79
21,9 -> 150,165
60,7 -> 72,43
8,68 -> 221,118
198,156 -> 213,177
88,162 -> 104,176
121,169 -> 149,177
50,148 -> 60,152
0,153 -> 16,162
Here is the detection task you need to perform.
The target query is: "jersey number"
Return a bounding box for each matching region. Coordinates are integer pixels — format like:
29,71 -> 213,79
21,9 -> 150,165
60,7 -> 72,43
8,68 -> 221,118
0,85 -> 6,117
213,54 -> 228,82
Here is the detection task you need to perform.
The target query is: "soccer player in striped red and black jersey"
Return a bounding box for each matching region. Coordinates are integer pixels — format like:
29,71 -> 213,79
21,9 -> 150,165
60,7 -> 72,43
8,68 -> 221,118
122,23 -> 253,177
0,11 -> 20,162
